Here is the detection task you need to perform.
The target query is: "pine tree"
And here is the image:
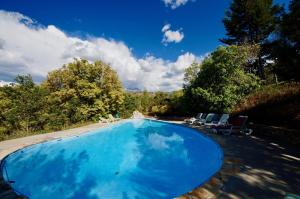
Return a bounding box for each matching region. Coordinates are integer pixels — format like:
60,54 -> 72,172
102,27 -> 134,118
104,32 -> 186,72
221,0 -> 282,78
222,0 -> 281,45
281,0 -> 300,52
269,0 -> 300,81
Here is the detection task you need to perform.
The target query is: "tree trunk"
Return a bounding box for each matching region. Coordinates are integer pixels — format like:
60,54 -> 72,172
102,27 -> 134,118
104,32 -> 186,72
258,54 -> 265,79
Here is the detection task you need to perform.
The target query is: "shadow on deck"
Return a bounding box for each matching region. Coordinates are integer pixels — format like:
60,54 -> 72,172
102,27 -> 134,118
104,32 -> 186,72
180,124 -> 300,199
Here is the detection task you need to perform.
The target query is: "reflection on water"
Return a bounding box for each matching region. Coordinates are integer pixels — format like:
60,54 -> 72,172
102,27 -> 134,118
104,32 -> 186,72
147,132 -> 184,150
3,119 -> 222,199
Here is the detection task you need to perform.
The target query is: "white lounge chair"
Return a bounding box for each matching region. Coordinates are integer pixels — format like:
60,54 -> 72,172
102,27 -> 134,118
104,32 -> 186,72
205,114 -> 229,126
108,114 -> 120,122
184,113 -> 204,124
195,113 -> 215,126
99,117 -> 110,123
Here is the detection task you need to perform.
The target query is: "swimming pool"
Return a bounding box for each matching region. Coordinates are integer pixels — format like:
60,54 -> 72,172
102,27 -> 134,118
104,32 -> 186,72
1,119 -> 223,199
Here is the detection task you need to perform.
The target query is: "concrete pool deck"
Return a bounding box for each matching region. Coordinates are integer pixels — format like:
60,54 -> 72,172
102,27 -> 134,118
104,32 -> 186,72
179,123 -> 300,199
0,120 -> 299,199
0,122 -> 110,160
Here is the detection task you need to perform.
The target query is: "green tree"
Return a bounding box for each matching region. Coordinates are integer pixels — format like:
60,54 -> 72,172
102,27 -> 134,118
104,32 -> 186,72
167,90 -> 187,115
268,0 -> 300,81
43,59 -> 124,126
184,46 -> 260,113
139,90 -> 152,113
183,62 -> 201,88
221,0 -> 282,78
0,75 -> 48,136
0,86 -> 17,137
281,0 -> 300,51
14,75 -> 48,132
120,93 -> 139,118
222,0 -> 281,44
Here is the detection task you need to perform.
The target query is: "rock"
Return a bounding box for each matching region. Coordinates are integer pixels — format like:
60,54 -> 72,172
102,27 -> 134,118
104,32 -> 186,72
131,111 -> 144,119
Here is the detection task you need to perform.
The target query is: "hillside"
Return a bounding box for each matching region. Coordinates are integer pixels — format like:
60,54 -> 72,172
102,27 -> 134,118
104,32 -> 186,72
233,82 -> 300,144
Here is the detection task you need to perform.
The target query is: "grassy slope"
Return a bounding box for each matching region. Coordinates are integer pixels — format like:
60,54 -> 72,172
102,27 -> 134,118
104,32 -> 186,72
233,82 -> 300,144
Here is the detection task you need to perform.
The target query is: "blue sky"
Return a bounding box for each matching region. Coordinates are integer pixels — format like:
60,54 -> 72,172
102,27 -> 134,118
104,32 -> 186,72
0,0 -> 290,91
0,0 -> 232,60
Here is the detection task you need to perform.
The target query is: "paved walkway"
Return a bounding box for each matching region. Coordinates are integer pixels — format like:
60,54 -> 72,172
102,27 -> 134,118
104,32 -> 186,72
0,122 -> 110,160
0,120 -> 299,199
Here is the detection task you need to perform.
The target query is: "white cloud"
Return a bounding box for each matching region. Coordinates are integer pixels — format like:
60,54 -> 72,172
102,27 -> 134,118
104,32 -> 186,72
0,80 -> 13,87
162,0 -> 191,9
161,24 -> 171,32
0,10 -> 201,91
162,24 -> 184,45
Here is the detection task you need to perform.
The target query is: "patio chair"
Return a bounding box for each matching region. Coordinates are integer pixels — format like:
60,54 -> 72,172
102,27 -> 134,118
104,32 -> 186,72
184,113 -> 204,124
205,114 -> 229,126
213,115 -> 253,135
114,113 -> 121,120
99,117 -> 110,123
108,114 -> 117,122
195,113 -> 215,126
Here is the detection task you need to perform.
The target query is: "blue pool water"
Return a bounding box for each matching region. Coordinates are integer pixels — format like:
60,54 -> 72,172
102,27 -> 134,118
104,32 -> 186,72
1,119 -> 223,199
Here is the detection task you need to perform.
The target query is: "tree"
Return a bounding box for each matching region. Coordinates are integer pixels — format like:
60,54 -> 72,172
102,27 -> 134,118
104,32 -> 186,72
184,46 -> 260,113
0,60 -> 125,139
0,75 -> 48,136
183,62 -> 201,89
221,0 -> 282,78
14,75 -> 48,132
140,90 -> 151,113
268,0 -> 300,81
120,93 -> 139,118
43,59 -> 124,126
0,86 -> 16,137
281,0 -> 300,52
222,0 -> 281,44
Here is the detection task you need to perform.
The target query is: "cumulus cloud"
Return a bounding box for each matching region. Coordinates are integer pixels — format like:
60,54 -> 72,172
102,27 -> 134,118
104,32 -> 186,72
162,24 -> 184,45
0,10 -> 201,91
162,0 -> 190,9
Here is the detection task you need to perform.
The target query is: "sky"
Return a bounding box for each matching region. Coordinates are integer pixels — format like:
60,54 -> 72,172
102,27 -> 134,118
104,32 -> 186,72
0,0 -> 290,91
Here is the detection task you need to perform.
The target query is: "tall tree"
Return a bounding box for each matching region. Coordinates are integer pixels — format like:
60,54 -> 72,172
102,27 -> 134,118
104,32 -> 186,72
268,0 -> 300,81
222,0 -> 281,44
281,0 -> 300,51
221,0 -> 282,78
183,62 -> 201,89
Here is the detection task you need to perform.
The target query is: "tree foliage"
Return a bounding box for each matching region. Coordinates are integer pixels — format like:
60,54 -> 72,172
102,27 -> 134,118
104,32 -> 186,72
268,0 -> 300,81
183,62 -> 201,89
281,0 -> 300,51
43,59 -> 124,126
0,75 -> 48,138
0,60 -> 125,140
184,45 -> 260,113
120,90 -> 186,117
221,0 -> 282,78
222,0 -> 282,45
